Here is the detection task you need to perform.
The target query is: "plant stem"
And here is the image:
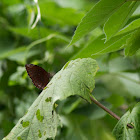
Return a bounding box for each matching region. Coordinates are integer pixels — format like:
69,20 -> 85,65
90,96 -> 120,120
90,96 -> 134,129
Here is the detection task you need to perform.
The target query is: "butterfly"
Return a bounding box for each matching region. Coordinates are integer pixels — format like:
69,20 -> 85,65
25,64 -> 51,90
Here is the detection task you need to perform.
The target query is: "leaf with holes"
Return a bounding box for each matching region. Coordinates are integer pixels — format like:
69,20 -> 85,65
3,58 -> 98,140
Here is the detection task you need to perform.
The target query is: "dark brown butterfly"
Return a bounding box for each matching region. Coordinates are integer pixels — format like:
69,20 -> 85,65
25,64 -> 51,90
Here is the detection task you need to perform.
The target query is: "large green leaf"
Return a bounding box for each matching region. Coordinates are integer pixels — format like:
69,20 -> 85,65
104,1 -> 139,41
68,0 -> 125,46
3,58 -> 98,140
113,102 -> 140,140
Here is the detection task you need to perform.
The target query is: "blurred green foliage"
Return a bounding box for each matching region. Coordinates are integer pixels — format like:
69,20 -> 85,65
0,0 -> 140,139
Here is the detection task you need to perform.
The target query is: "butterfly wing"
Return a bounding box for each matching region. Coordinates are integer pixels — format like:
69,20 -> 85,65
25,64 -> 50,90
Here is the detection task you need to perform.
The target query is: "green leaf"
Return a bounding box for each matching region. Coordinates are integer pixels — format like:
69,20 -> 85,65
113,102 -> 140,140
104,1 -> 139,41
116,18 -> 140,36
125,29 -> 140,56
72,33 -> 132,59
3,58 -> 98,140
68,0 -> 125,46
